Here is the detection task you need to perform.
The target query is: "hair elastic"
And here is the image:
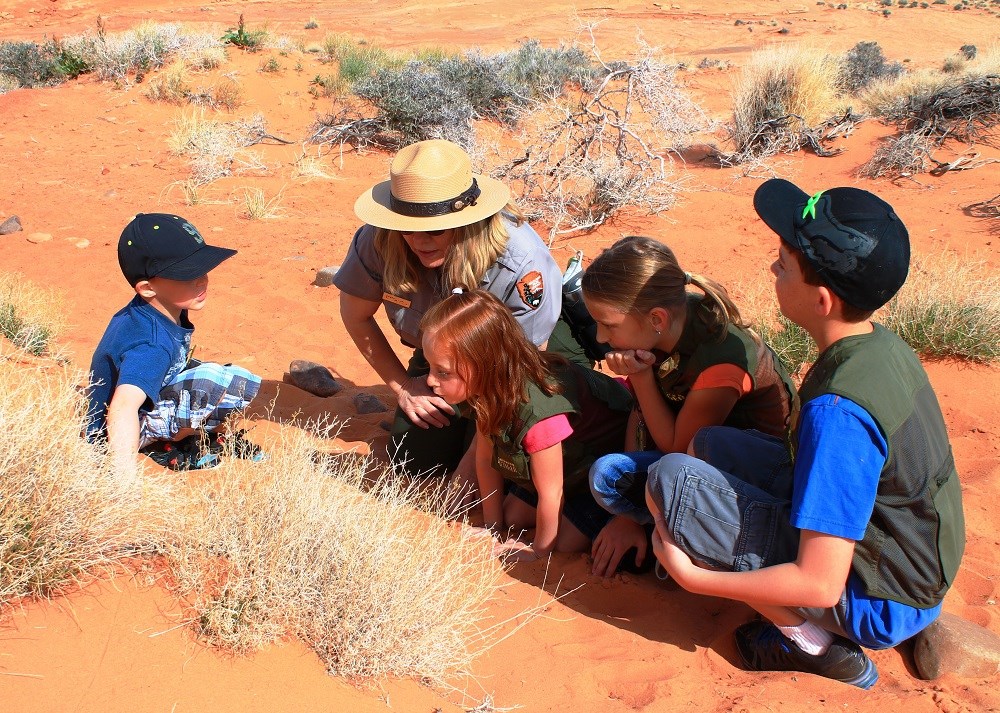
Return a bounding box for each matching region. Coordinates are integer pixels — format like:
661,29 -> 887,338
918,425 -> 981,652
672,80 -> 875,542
684,272 -> 693,285
451,287 -> 465,295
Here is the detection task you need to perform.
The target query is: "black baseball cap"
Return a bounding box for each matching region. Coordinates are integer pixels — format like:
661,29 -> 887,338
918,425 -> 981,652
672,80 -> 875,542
754,179 -> 910,311
118,213 -> 237,286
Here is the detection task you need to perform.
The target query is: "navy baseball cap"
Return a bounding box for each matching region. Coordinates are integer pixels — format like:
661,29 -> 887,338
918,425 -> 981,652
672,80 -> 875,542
754,179 -> 910,311
118,213 -> 237,286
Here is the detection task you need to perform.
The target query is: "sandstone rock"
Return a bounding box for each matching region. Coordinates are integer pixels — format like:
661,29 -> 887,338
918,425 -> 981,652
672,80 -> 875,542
913,612 -> 1000,680
26,232 -> 52,243
75,239 -> 90,249
313,265 -> 340,287
0,215 -> 22,234
284,359 -> 342,397
354,392 -> 388,415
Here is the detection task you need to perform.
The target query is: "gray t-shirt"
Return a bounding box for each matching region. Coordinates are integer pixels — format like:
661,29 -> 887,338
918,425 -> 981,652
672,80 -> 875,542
334,218 -> 562,348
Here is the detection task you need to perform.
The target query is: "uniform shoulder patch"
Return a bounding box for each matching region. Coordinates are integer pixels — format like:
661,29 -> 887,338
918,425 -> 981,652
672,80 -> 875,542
516,271 -> 544,310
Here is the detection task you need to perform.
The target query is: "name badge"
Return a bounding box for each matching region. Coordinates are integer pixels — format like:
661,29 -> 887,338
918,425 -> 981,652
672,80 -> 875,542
382,292 -> 412,308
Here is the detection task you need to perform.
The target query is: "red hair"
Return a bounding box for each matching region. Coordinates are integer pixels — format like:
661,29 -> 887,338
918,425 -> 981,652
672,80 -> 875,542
421,290 -> 562,436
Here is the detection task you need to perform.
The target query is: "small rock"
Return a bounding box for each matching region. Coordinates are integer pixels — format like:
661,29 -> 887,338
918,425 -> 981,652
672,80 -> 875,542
379,420 -> 392,432
282,255 -> 305,261
313,265 -> 340,287
284,359 -> 342,397
354,392 -> 388,415
0,215 -> 22,234
26,232 -> 52,244
913,612 -> 1000,679
75,239 -> 89,249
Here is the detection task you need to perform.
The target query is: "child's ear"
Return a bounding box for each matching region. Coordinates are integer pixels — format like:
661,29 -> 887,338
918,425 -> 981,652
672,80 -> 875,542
815,285 -> 836,318
135,280 -> 156,299
648,306 -> 670,333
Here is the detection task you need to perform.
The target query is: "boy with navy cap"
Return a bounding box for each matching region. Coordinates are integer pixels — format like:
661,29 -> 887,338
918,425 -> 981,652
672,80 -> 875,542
644,180 -> 965,688
87,213 -> 262,473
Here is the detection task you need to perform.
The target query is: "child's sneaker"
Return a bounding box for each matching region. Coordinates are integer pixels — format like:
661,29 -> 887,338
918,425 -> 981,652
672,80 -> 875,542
734,620 -> 879,689
141,436 -> 220,471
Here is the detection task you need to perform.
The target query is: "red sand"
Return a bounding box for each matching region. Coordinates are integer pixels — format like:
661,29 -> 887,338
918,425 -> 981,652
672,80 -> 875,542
2,2 -> 998,710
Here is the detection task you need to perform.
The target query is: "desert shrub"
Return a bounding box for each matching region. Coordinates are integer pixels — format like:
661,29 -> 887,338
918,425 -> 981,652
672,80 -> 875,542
164,424 -> 504,680
727,45 -> 844,163
176,32 -> 227,70
312,40 -> 597,151
66,21 -> 185,83
304,18 -> 319,30
858,131 -> 934,177
144,61 -> 191,103
942,55 -> 966,73
168,110 -> 272,184
493,48 -> 705,237
840,41 -> 904,94
258,56 -> 281,73
880,252 -> 1000,362
0,273 -> 65,356
0,40 -> 63,88
860,69 -> 1000,144
354,61 -> 475,147
188,77 -> 244,111
221,14 -> 267,52
0,348 -> 176,613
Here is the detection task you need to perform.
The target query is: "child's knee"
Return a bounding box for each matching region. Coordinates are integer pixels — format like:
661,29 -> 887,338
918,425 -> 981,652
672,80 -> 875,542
646,452 -> 701,512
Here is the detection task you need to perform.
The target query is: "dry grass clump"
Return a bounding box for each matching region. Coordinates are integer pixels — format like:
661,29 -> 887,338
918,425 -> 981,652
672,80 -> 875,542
168,110 -> 271,184
859,131 -> 934,177
165,424 -> 504,681
0,272 -> 66,356
880,252 -> 1000,362
239,186 -> 286,219
726,45 -> 844,163
144,61 -> 191,104
0,72 -> 20,94
0,349 -> 177,614
188,77 -> 244,111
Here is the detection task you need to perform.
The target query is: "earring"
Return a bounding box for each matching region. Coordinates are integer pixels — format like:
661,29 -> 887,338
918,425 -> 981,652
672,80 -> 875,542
655,329 -> 662,336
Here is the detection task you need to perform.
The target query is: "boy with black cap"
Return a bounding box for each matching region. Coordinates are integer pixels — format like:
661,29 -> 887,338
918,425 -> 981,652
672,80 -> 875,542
87,213 -> 262,473
644,180 -> 965,688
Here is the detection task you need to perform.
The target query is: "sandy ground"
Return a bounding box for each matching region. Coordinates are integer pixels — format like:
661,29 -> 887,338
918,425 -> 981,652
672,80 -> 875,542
1,1 -> 999,711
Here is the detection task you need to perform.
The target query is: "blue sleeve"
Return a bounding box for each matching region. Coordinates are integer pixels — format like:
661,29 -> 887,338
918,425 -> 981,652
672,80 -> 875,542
117,343 -> 174,403
791,394 -> 887,540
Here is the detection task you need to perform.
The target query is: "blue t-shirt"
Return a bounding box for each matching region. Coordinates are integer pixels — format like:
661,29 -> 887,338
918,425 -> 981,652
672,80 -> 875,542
86,295 -> 193,437
792,393 -> 941,649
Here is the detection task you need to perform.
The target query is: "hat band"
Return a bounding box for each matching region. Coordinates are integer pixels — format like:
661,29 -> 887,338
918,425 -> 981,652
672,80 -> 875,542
389,179 -> 482,217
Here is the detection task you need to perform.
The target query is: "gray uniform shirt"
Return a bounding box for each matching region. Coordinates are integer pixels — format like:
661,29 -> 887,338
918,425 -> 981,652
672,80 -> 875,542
334,218 -> 562,348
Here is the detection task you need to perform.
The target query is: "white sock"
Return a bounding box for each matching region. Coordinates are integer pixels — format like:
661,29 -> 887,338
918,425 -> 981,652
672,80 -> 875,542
777,620 -> 835,656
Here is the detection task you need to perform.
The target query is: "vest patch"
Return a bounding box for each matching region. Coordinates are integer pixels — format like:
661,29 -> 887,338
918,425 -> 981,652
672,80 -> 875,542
516,271 -> 544,310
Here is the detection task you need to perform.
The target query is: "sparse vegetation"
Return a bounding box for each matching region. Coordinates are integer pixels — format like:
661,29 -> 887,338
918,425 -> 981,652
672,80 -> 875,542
0,273 -> 65,356
0,337 -> 176,612
144,61 -> 191,103
880,252 -> 1000,361
164,423 -> 505,680
168,111 -> 277,184
840,41 -> 904,94
221,14 -> 268,52
724,45 -> 845,164
240,186 -> 286,219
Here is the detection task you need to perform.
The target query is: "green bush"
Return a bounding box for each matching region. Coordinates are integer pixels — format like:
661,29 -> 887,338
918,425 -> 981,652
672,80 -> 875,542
840,41 -> 904,93
222,14 -> 267,52
0,40 -> 63,88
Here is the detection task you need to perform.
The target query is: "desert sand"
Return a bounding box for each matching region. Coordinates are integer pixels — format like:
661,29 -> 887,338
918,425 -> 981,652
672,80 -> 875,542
1,1 -> 999,711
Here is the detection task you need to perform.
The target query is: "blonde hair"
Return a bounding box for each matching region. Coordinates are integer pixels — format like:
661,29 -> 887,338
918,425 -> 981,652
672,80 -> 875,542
421,289 -> 562,437
375,204 -> 526,294
581,235 -> 749,340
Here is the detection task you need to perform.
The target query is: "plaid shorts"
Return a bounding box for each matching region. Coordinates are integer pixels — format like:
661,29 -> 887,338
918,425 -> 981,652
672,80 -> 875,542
139,362 -> 261,447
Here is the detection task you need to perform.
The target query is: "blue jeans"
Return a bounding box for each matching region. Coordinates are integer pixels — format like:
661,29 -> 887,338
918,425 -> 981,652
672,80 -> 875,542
589,450 -> 665,525
647,427 -> 798,572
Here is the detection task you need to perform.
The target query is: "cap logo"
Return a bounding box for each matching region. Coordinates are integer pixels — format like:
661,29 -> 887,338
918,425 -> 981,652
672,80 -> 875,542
181,221 -> 205,244
802,191 -> 823,221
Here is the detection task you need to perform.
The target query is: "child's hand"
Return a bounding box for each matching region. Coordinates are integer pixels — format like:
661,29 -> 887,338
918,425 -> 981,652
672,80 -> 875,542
591,515 -> 647,577
397,375 -> 455,428
604,349 -> 655,376
494,537 -> 540,563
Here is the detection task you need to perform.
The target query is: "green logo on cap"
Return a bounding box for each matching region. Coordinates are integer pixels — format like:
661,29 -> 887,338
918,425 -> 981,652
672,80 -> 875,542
802,191 -> 824,221
181,221 -> 205,244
